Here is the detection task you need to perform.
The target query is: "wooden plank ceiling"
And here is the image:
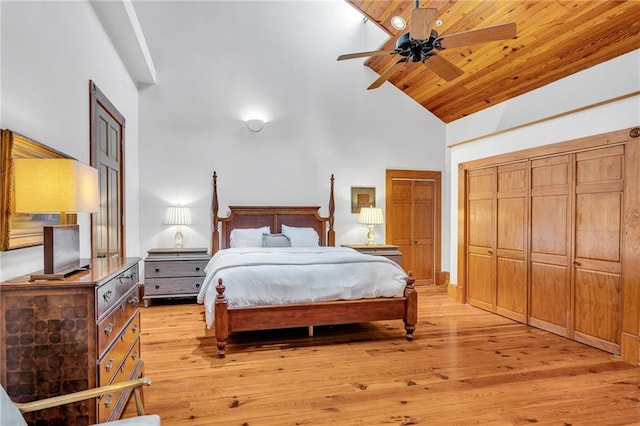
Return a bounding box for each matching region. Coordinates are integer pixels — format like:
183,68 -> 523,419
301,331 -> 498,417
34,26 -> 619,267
343,0 -> 640,123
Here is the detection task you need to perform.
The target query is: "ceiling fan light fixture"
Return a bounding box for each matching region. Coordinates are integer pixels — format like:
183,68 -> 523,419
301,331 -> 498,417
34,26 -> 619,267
390,16 -> 406,30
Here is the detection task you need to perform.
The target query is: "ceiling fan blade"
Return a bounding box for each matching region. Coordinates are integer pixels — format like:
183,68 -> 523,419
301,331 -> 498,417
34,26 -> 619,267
438,22 -> 516,49
337,50 -> 397,61
410,8 -> 437,40
424,53 -> 464,82
367,59 -> 407,90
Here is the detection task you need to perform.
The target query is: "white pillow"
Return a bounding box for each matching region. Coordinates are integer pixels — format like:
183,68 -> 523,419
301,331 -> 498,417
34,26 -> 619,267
281,224 -> 320,247
230,226 -> 271,248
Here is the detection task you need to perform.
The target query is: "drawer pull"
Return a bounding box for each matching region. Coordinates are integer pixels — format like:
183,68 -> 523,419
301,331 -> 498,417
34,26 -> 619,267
104,323 -> 114,336
105,358 -> 114,372
129,296 -> 139,306
132,323 -> 139,334
104,393 -> 113,408
131,350 -> 139,361
195,267 -> 201,272
119,302 -> 126,312
155,285 -> 160,290
103,290 -> 113,302
196,283 -> 200,289
155,268 -> 160,273
120,333 -> 126,342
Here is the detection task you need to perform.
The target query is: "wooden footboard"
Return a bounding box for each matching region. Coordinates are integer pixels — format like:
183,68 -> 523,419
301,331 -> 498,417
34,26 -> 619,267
214,273 -> 416,358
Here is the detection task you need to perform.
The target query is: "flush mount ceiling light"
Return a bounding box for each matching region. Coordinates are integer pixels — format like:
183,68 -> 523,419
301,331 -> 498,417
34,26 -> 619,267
390,16 -> 406,30
246,119 -> 264,132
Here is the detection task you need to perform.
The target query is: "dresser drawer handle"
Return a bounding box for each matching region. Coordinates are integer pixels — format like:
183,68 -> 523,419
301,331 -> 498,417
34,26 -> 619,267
129,296 -> 139,306
132,323 -> 139,334
105,358 -> 114,372
119,302 -> 126,312
131,350 -> 138,361
120,332 -> 126,342
104,393 -> 113,408
195,283 -> 200,289
155,268 -> 160,273
104,323 -> 114,336
155,285 -> 160,290
195,267 -> 201,272
103,290 -> 113,302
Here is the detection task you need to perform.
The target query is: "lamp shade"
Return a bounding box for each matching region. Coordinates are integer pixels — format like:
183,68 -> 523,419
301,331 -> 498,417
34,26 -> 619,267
14,158 -> 99,213
358,207 -> 384,225
164,205 -> 192,225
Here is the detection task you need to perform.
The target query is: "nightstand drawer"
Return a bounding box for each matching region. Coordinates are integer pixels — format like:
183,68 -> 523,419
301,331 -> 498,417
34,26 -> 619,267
145,277 -> 203,295
145,259 -> 207,278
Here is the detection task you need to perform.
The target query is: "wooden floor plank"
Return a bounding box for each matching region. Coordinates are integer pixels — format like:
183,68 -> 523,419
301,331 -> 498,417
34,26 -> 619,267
126,286 -> 640,425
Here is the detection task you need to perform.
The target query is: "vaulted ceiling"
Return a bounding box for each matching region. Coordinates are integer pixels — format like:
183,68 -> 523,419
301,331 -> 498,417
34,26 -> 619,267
343,1 -> 640,123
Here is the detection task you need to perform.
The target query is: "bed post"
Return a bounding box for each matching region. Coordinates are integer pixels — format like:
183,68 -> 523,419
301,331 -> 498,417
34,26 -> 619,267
328,174 -> 335,247
404,271 -> 417,341
214,278 -> 229,358
212,171 -> 220,254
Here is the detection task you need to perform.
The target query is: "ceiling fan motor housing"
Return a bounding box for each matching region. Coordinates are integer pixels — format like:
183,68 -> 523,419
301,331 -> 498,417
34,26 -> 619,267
397,30 -> 439,62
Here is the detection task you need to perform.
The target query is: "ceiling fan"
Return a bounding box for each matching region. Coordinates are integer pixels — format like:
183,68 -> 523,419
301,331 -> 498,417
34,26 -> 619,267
337,1 -> 517,90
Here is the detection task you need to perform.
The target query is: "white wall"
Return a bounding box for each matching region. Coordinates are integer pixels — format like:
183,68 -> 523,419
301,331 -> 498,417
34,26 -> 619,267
0,1 -> 141,281
446,49 -> 640,285
135,1 -> 447,260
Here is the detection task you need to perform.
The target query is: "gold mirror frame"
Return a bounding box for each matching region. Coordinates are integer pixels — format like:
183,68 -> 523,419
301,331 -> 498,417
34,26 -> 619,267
0,129 -> 76,251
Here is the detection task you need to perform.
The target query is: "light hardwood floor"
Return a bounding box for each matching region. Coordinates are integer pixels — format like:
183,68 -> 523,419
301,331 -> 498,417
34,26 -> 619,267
129,286 -> 640,425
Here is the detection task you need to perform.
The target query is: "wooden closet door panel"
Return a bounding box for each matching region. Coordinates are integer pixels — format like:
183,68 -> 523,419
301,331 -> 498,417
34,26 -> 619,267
573,146 -> 623,353
413,183 -> 434,282
389,196 -> 412,272
468,252 -> 494,311
467,168 -> 496,311
529,263 -> 570,336
496,257 -> 526,321
574,269 -> 622,353
495,163 -> 528,321
530,155 -> 571,335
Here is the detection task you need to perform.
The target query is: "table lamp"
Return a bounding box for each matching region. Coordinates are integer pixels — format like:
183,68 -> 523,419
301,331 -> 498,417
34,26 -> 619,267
13,158 -> 99,280
358,206 -> 384,245
164,205 -> 191,248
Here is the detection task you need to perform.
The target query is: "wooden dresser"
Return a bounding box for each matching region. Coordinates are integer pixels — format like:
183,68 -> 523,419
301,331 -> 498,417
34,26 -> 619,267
0,257 -> 142,425
143,248 -> 209,307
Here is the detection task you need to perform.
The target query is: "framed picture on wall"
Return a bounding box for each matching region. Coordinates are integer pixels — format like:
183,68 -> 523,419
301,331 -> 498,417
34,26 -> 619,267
0,129 -> 75,251
351,187 -> 376,214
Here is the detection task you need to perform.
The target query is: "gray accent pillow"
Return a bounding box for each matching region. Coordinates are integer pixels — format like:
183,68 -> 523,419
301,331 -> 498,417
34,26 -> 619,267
262,233 -> 291,247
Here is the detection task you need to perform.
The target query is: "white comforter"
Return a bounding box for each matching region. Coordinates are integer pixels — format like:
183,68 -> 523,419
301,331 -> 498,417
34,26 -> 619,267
197,247 -> 407,328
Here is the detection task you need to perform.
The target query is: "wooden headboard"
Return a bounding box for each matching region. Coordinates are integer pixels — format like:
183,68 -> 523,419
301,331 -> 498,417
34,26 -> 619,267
211,172 -> 335,253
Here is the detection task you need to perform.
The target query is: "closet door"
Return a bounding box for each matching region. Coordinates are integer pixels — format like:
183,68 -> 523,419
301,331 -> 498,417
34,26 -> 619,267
529,155 -> 572,337
572,146 -> 623,354
496,163 -> 528,322
466,168 -> 496,311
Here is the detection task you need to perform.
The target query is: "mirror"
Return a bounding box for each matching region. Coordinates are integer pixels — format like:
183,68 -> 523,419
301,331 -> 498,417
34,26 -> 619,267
0,129 -> 76,251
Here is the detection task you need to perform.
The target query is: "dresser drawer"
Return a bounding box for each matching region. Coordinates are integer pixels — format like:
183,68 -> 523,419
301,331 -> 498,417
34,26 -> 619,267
98,313 -> 141,386
145,259 -> 207,278
97,285 -> 140,357
97,264 -> 139,318
96,340 -> 142,424
145,277 -> 203,295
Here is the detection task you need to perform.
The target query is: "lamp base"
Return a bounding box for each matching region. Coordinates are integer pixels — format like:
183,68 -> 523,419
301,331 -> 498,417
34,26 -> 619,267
366,225 -> 376,245
29,263 -> 91,281
175,227 -> 184,249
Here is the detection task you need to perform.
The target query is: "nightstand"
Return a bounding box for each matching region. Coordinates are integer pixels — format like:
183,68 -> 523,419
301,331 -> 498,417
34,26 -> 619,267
341,244 -> 403,266
143,248 -> 210,307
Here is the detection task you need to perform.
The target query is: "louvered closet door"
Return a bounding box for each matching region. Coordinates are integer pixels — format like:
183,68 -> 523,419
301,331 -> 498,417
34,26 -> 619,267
495,163 -> 528,322
529,155 -> 572,337
572,145 -> 623,354
466,168 -> 496,311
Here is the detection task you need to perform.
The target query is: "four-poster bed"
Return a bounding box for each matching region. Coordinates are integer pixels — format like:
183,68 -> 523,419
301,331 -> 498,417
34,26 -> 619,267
199,172 -> 417,358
